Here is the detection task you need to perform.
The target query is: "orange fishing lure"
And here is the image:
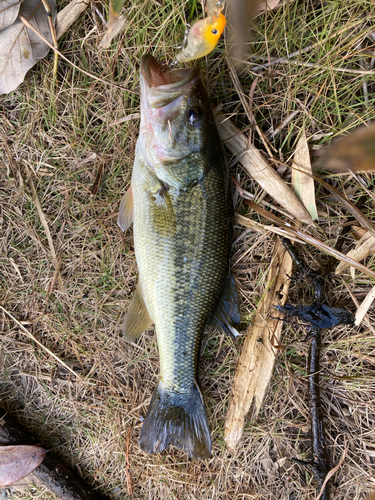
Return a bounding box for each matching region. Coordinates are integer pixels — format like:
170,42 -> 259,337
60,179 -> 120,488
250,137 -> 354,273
176,4 -> 226,63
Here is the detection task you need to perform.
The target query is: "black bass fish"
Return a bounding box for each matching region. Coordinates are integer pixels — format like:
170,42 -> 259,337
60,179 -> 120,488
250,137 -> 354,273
118,55 -> 240,459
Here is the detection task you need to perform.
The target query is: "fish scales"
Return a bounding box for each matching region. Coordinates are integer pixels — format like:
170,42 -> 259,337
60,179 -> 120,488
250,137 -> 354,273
133,152 -> 229,390
118,55 -> 240,459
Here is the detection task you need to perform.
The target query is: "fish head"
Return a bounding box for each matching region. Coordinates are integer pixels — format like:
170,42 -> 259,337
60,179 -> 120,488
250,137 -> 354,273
139,55 -> 212,191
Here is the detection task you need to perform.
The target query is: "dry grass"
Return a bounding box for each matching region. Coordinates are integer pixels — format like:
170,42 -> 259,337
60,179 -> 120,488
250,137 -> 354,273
1,0 -> 375,498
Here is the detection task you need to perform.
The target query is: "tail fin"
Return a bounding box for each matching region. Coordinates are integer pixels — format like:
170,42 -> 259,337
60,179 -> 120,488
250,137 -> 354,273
140,381 -> 211,459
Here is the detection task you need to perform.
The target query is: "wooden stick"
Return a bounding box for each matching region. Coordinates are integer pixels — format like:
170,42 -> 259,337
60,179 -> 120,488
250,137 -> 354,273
224,238 -> 293,449
279,240 -> 354,499
309,327 -> 330,500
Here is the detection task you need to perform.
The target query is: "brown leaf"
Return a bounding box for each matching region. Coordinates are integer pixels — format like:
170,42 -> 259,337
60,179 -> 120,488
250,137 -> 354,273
0,445 -> 46,486
0,0 -> 22,29
350,226 -> 367,241
109,113 -> 140,126
0,0 -> 56,95
320,123 -> 375,173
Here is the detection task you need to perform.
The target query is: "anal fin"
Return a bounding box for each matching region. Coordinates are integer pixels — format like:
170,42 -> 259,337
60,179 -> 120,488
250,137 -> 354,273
117,186 -> 134,232
209,274 -> 241,337
122,282 -> 153,341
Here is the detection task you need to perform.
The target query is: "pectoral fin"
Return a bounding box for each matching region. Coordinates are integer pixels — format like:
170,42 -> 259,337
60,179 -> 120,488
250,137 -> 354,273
210,274 -> 241,337
117,186 -> 134,232
122,282 -> 153,341
148,185 -> 175,235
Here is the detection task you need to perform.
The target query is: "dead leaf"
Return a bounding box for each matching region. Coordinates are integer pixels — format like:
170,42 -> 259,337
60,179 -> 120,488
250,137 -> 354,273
0,445 -> 46,486
320,123 -> 375,173
0,0 -> 22,29
77,152 -> 97,166
0,0 -> 56,95
215,114 -> 312,224
109,112 -> 140,126
99,14 -> 126,48
291,132 -> 318,220
276,457 -> 288,469
224,238 -> 293,449
335,232 -> 375,274
355,285 -> 375,327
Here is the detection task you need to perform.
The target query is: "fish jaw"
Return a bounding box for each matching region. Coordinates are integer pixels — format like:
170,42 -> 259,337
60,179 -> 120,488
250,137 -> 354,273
139,55 -> 210,191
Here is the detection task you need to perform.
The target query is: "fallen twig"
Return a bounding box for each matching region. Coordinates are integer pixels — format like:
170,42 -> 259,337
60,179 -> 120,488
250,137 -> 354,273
276,240 -> 354,499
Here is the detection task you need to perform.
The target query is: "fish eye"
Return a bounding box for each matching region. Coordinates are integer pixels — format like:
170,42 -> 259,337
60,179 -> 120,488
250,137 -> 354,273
187,106 -> 200,124
211,28 -> 219,35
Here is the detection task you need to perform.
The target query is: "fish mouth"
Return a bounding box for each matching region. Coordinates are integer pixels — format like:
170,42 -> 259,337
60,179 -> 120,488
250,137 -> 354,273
140,55 -> 200,109
139,55 -> 205,182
